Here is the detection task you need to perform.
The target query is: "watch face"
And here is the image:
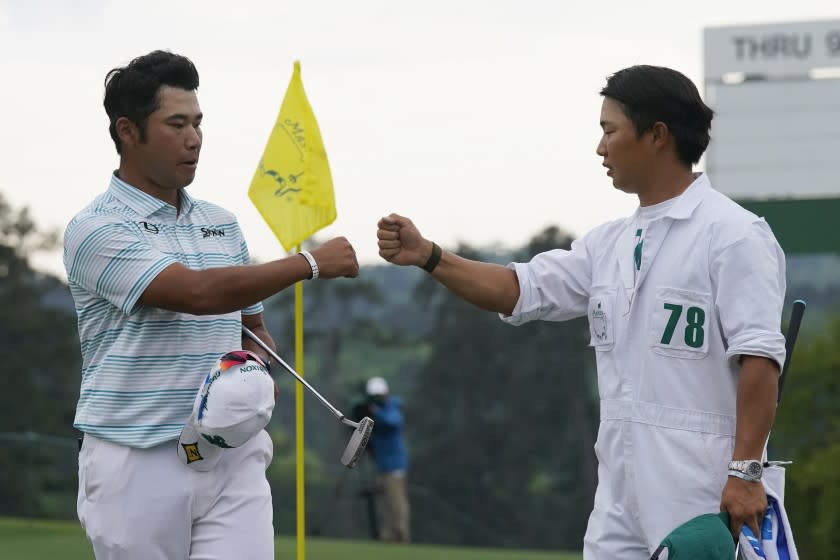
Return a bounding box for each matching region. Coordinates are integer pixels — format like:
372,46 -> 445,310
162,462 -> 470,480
746,461 -> 763,478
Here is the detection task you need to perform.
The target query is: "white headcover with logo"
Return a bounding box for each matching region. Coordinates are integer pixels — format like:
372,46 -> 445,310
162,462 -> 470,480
177,350 -> 275,471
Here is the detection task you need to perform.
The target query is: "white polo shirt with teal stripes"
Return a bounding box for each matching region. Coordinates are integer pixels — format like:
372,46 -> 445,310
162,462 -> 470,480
63,174 -> 264,448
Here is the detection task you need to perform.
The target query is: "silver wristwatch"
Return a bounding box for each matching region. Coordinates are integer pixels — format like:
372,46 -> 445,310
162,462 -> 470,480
728,459 -> 763,482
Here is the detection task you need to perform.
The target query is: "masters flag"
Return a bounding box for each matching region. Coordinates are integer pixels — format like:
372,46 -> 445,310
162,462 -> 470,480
248,61 -> 336,252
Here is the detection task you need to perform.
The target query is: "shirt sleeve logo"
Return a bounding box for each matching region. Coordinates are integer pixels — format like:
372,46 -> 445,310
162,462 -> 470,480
592,301 -> 609,342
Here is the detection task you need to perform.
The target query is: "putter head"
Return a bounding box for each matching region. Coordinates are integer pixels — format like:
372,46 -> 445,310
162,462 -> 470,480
340,416 -> 374,468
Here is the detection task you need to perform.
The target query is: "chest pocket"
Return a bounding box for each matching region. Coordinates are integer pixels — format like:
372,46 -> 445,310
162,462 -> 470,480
650,286 -> 711,359
588,286 -> 616,351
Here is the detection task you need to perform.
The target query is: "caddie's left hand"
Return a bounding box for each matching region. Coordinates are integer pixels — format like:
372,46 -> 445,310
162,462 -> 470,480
720,476 -> 767,540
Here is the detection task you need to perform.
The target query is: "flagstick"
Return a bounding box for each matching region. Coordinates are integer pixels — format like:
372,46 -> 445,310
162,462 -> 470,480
294,251 -> 306,560
248,60 -> 336,559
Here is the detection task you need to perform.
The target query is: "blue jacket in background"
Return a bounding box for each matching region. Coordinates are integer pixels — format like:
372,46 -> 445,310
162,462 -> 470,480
369,396 -> 408,473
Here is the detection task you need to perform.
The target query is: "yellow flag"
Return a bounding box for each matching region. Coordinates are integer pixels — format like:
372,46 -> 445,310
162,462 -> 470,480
248,61 -> 336,252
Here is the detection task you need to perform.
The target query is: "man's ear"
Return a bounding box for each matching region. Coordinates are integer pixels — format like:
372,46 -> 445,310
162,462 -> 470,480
650,121 -> 671,144
115,117 -> 139,148
650,121 -> 670,152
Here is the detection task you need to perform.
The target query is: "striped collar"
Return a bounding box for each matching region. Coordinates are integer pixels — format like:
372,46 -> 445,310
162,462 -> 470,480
108,172 -> 195,218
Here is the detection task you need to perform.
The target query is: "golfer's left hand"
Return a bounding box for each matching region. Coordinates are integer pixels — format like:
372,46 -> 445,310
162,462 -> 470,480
720,476 -> 767,540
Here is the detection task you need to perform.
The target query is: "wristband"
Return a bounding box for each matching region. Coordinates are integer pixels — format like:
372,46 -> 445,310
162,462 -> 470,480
422,242 -> 442,273
299,251 -> 319,279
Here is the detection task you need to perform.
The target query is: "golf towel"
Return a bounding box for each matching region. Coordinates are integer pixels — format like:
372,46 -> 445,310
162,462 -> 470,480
737,466 -> 798,560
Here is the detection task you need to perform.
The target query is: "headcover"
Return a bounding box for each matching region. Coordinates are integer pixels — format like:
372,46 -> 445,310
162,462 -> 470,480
177,350 -> 275,471
650,512 -> 735,559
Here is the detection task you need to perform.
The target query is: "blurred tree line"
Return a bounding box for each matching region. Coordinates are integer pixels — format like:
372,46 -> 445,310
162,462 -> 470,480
1,191 -> 838,555
0,194 -> 80,519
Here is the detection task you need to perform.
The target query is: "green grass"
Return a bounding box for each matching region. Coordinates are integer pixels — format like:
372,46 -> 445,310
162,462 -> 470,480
0,517 -> 581,560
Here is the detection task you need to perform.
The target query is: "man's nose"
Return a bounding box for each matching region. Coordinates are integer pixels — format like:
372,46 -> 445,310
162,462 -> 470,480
186,125 -> 202,150
596,136 -> 606,157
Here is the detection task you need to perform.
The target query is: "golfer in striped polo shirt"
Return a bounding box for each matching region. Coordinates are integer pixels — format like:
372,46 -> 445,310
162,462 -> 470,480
63,50 -> 359,560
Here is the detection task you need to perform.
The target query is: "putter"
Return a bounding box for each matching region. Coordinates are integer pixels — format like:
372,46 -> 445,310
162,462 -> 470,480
242,326 -> 374,468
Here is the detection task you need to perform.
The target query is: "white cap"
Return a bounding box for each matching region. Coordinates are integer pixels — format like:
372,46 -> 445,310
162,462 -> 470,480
366,376 -> 389,396
177,351 -> 275,471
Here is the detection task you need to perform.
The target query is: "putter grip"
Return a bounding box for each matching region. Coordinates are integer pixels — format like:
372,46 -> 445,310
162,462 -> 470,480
778,299 -> 806,403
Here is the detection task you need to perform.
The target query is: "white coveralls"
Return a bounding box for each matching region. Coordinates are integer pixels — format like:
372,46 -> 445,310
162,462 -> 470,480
502,174 -> 786,558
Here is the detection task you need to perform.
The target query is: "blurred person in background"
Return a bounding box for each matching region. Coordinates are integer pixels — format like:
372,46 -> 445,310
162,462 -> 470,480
357,376 -> 411,543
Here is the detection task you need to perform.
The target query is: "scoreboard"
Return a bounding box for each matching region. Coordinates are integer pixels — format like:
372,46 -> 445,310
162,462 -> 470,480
704,20 -> 840,253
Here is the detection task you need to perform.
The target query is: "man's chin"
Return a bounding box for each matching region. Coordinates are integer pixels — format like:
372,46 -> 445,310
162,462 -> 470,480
175,171 -> 197,188
612,180 -> 636,195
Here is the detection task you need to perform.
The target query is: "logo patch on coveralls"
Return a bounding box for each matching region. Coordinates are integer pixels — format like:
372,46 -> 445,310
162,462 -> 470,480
592,301 -> 609,342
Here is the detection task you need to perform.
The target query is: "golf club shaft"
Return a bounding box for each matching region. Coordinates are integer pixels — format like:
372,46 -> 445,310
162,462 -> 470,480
778,299 -> 806,404
242,326 -> 356,426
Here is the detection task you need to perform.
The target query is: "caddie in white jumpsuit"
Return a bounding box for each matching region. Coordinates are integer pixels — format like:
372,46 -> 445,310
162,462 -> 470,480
376,64 -> 787,558
503,172 -> 786,556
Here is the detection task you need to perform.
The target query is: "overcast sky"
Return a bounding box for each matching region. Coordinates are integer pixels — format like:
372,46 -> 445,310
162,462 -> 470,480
1,1 -> 837,278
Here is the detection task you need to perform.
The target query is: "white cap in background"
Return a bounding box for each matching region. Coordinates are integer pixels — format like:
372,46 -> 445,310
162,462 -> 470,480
366,376 -> 389,396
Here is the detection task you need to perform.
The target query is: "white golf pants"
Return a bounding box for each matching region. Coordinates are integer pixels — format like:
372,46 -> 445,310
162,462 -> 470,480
77,430 -> 274,560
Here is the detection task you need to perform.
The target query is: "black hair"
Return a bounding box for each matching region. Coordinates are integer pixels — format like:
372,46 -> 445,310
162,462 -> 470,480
103,50 -> 199,154
600,65 -> 714,165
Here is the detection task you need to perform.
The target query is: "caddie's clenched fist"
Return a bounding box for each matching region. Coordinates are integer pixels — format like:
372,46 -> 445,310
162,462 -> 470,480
310,237 -> 359,279
377,213 -> 433,268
